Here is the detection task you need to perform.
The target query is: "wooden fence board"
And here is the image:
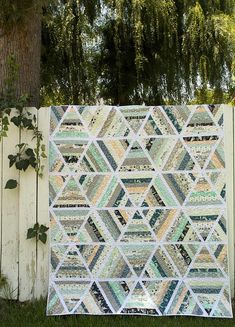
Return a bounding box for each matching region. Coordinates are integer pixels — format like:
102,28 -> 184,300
35,107 -> 50,299
18,107 -> 37,301
1,110 -> 20,299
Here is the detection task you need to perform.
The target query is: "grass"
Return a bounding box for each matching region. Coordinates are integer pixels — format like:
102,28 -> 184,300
0,299 -> 234,327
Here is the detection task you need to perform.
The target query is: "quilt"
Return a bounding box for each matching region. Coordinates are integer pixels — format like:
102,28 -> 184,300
47,105 -> 233,318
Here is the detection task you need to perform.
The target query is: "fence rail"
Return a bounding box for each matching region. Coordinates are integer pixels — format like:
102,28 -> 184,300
0,106 -> 234,301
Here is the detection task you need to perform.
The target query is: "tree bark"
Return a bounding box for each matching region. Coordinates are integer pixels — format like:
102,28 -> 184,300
0,5 -> 41,107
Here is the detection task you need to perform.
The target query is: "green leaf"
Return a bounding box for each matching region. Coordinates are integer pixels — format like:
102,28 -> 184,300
39,233 -> 47,244
8,154 -> 14,161
5,109 -> 11,115
29,155 -> 37,168
17,143 -> 27,150
2,116 -> 9,124
25,148 -> 35,157
22,117 -> 34,130
39,224 -> 49,233
30,162 -> 37,169
16,159 -> 30,171
27,228 -> 37,239
8,155 -> 17,167
41,144 -> 46,152
5,179 -> 18,189
11,116 -> 21,127
33,222 -> 40,230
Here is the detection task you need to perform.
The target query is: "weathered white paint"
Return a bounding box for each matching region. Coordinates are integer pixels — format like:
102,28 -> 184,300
18,107 -> 38,302
1,110 -> 20,299
0,106 -> 234,301
35,107 -> 50,299
0,107 -> 49,300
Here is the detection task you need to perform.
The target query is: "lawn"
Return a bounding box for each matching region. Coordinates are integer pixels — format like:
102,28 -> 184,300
0,299 -> 234,327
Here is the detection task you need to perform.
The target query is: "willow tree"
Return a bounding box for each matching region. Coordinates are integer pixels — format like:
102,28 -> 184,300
99,0 -> 235,104
41,0 -> 101,105
41,0 -> 235,105
0,1 -> 44,107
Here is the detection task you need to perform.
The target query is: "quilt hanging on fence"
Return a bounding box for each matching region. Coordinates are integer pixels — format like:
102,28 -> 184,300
47,105 -> 233,318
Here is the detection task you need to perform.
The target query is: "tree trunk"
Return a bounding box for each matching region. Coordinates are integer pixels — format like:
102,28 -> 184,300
0,5 -> 41,107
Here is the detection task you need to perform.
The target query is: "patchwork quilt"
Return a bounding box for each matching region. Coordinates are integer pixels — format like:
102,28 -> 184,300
47,105 -> 233,317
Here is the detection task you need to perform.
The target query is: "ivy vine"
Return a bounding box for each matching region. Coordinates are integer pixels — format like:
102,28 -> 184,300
0,55 -> 49,242
27,223 -> 49,244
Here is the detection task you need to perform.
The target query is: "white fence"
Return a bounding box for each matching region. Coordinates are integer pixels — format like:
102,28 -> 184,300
0,107 -> 50,301
0,106 -> 234,301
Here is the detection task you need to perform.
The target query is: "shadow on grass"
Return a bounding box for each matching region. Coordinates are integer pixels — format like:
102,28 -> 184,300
0,298 -> 234,327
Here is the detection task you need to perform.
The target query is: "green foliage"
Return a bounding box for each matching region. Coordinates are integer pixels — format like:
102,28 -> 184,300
0,115 -> 9,139
0,275 -> 7,290
0,55 -> 47,189
5,107 -> 47,185
8,143 -> 37,171
41,0 -> 235,105
189,87 -> 233,105
11,111 -> 35,130
0,274 -> 16,300
5,179 -> 18,189
0,55 -> 49,244
27,223 -> 49,244
41,0 -> 101,105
